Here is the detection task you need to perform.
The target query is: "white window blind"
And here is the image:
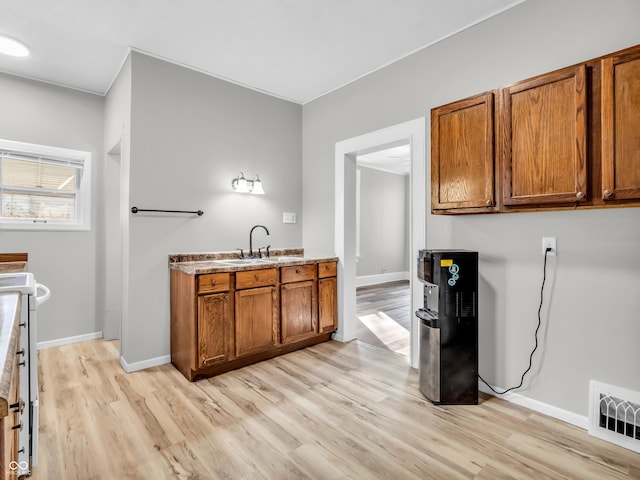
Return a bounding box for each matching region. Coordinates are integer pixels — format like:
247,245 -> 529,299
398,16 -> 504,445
0,139 -> 92,231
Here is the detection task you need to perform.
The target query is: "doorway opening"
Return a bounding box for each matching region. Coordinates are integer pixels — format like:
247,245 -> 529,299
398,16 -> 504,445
334,118 -> 425,368
355,143 -> 411,356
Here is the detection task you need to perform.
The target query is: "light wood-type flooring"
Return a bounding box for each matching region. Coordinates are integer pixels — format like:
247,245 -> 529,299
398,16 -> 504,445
33,338 -> 639,479
356,280 -> 410,357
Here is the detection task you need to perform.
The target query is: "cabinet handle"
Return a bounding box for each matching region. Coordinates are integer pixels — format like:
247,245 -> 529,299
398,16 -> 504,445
576,191 -> 585,199
10,399 -> 25,414
16,349 -> 24,356
12,421 -> 22,431
603,189 -> 613,198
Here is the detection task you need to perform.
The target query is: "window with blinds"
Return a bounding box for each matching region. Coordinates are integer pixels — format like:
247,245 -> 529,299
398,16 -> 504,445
0,139 -> 92,231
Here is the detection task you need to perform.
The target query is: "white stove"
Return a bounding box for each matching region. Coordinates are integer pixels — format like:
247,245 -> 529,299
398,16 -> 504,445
0,272 -> 50,477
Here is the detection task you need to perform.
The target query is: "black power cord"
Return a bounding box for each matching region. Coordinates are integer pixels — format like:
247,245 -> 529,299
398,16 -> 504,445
478,247 -> 551,395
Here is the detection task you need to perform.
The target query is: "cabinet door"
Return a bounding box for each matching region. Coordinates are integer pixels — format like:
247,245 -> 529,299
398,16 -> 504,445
281,281 -> 317,344
197,293 -> 231,367
502,65 -> 587,206
601,49 -> 640,201
318,277 -> 337,333
235,286 -> 277,357
431,92 -> 495,211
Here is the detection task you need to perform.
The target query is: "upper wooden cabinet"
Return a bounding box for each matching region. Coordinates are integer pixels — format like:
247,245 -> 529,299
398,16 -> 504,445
501,64 -> 588,206
431,92 -> 495,211
431,44 -> 640,215
601,48 -> 640,201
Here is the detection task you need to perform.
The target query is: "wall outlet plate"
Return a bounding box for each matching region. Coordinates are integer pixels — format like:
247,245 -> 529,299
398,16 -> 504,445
542,237 -> 557,256
283,212 -> 297,224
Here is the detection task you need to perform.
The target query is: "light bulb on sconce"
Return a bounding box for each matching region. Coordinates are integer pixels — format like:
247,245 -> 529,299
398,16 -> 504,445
231,172 -> 265,195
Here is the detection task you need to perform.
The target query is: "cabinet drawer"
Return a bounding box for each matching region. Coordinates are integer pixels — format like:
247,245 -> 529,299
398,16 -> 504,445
235,268 -> 277,289
318,262 -> 337,278
197,273 -> 230,294
281,264 -> 316,284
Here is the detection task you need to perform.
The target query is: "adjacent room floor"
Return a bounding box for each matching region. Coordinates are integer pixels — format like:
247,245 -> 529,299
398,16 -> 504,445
356,280 -> 410,357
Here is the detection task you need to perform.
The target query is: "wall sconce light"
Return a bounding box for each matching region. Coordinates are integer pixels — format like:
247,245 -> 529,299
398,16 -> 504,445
231,172 -> 265,195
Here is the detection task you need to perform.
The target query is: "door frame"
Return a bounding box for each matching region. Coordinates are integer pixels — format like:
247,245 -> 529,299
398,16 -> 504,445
334,117 -> 425,368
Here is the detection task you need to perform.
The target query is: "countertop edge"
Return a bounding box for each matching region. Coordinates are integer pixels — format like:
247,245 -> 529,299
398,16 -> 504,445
169,255 -> 339,275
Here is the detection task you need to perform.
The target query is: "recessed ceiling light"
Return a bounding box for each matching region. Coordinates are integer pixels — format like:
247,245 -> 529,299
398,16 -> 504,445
0,35 -> 30,57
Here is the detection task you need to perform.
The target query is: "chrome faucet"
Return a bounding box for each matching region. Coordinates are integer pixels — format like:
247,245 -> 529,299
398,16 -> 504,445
249,225 -> 270,258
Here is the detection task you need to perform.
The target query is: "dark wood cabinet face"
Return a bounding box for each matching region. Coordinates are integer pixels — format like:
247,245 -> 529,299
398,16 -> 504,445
601,50 -> 640,201
502,65 -> 587,206
431,92 -> 495,211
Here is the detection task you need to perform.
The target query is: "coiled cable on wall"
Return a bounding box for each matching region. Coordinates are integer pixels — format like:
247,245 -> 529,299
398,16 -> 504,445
478,247 -> 551,395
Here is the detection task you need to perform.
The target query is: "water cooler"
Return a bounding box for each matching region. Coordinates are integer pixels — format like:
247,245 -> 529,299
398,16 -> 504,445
416,250 -> 478,405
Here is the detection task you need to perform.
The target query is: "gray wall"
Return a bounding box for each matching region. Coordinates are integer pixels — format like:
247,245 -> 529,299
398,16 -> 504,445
124,52 -> 302,364
356,166 -> 408,277
302,0 -> 640,417
0,73 -> 104,342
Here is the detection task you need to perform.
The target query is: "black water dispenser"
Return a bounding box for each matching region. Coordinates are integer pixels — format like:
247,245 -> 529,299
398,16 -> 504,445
416,250 -> 478,405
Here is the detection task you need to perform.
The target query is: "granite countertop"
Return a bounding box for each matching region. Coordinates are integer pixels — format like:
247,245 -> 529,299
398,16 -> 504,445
0,293 -> 21,418
169,248 -> 338,275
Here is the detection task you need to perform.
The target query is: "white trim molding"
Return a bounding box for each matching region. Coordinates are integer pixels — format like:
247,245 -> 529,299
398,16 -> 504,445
356,271 -> 410,287
120,354 -> 171,373
479,382 -> 589,430
37,331 -> 103,350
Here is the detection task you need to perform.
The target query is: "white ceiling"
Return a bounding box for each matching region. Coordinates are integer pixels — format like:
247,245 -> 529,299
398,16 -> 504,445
1,0 -> 523,104
358,144 -> 411,176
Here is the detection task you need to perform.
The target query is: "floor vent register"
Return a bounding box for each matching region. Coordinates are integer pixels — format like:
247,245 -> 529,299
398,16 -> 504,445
589,380 -> 640,453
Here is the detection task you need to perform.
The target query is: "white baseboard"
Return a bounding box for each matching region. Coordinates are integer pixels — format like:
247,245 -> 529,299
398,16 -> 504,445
479,382 -> 589,430
37,331 -> 103,350
119,354 -> 171,373
356,271 -> 410,287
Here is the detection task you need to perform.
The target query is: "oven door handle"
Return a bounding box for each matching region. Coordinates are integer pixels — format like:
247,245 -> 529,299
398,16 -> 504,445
35,283 -> 51,307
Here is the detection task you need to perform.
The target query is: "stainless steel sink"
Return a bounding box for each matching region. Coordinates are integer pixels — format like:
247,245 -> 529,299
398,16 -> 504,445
272,256 -> 304,262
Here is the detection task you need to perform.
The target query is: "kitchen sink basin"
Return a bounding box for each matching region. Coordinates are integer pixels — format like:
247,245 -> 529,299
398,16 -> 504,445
214,258 -> 273,266
271,256 -> 304,262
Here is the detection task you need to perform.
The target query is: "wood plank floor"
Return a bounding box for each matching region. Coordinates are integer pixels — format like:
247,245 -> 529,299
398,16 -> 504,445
33,339 -> 639,479
356,281 -> 410,357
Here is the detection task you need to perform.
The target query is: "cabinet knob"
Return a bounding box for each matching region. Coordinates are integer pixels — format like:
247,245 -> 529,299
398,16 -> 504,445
295,269 -> 301,274
576,191 -> 585,199
255,275 -> 260,280
486,199 -> 493,206
211,279 -> 217,286
603,189 -> 613,198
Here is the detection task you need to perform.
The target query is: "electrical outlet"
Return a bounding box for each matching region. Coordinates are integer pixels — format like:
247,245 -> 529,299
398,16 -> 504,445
542,237 -> 557,256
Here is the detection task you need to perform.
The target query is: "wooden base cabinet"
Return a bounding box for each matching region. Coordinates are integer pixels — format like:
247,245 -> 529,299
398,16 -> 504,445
318,262 -> 338,333
0,352 -> 20,480
235,285 -> 277,357
171,260 -> 337,382
281,264 -> 317,344
197,293 -> 232,367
